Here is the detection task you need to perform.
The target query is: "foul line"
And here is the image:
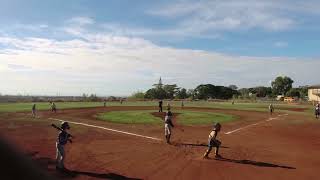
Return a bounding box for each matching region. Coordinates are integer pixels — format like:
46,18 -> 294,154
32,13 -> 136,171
224,114 -> 288,135
49,118 -> 162,141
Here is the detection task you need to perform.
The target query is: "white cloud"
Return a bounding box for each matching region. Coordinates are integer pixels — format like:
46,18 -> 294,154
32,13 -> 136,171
0,30 -> 318,96
68,17 -> 94,26
95,22 -> 222,41
147,0 -> 320,33
274,41 -> 288,48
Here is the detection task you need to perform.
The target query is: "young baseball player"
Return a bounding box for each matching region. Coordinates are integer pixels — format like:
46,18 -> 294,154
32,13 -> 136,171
159,100 -> 163,112
56,122 -> 72,171
32,104 -> 36,118
269,104 -> 274,115
51,102 -> 57,113
167,102 -> 171,111
203,123 -> 222,159
315,104 -> 319,119
164,110 -> 174,144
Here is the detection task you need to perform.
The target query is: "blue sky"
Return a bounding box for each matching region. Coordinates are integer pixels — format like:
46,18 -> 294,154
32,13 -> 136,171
0,0 -> 319,96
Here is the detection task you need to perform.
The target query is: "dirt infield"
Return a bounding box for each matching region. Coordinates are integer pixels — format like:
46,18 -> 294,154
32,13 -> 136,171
0,106 -> 320,180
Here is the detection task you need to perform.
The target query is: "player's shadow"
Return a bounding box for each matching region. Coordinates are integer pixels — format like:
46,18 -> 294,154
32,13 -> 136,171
25,152 -> 141,179
215,157 -> 295,169
175,142 -> 229,148
70,170 -> 142,180
26,151 -> 56,167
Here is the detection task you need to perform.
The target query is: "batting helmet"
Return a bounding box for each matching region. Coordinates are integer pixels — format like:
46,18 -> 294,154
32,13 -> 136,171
60,122 -> 70,130
213,122 -> 221,131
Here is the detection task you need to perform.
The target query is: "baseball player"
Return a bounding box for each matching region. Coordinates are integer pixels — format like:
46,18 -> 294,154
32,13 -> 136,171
51,102 -> 57,113
164,110 -> 174,144
103,100 -> 106,107
269,104 -> 274,115
56,122 -> 72,171
159,100 -> 163,112
315,104 -> 319,119
32,104 -> 36,118
181,100 -> 184,109
203,123 -> 222,159
167,102 -> 171,111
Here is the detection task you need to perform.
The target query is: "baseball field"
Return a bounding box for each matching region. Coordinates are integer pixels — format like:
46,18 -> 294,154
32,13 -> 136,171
0,101 -> 319,180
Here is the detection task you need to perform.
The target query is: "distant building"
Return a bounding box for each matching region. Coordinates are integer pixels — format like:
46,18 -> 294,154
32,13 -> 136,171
308,85 -> 320,102
284,97 -> 295,102
276,95 -> 284,101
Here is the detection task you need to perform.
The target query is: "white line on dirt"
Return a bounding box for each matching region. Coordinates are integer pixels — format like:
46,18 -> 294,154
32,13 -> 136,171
49,118 -> 162,141
224,114 -> 286,135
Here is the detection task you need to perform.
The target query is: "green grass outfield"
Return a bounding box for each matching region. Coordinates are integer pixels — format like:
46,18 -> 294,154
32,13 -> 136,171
97,110 -> 236,125
0,101 -> 314,114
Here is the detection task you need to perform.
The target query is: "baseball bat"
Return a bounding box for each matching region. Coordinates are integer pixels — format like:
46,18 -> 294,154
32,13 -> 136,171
51,124 -> 74,138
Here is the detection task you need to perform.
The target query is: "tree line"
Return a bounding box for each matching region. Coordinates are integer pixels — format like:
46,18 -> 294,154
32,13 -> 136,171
130,76 -> 308,100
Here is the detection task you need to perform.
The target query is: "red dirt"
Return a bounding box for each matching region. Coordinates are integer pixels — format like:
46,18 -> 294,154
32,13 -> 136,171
277,107 -> 308,112
0,106 -> 320,180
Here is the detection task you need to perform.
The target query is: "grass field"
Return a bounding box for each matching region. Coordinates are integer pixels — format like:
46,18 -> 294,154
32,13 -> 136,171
97,111 -> 162,124
97,110 -> 236,125
177,111 -> 236,125
0,101 -> 314,115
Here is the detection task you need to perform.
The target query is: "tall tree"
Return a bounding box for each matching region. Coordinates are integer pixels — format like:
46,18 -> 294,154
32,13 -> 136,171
163,84 -> 179,99
176,88 -> 188,99
129,91 -> 145,99
144,88 -> 167,99
238,88 -> 250,98
286,88 -> 301,98
187,89 -> 195,99
248,86 -> 272,97
271,76 -> 294,95
194,84 -> 237,99
228,85 -> 238,90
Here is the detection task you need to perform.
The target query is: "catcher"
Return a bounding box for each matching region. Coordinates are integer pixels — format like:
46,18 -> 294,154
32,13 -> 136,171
164,109 -> 174,144
203,123 -> 222,159
55,122 -> 72,171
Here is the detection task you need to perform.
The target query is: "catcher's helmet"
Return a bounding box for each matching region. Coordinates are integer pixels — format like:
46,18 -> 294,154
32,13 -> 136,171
213,122 -> 221,131
61,121 -> 70,130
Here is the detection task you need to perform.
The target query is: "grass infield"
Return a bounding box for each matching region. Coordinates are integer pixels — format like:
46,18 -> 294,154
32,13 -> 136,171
97,111 -> 162,124
97,110 -> 236,125
176,111 -> 236,125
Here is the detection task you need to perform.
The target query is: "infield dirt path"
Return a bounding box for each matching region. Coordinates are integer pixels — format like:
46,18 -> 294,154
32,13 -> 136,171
0,106 -> 319,180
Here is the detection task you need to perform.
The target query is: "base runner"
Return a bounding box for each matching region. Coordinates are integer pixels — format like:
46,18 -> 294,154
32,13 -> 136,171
203,123 -> 222,159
